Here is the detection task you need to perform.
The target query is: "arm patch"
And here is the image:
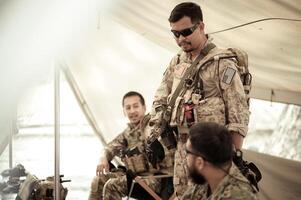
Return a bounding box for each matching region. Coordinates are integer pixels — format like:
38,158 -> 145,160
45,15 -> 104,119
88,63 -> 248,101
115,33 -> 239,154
222,67 -> 236,85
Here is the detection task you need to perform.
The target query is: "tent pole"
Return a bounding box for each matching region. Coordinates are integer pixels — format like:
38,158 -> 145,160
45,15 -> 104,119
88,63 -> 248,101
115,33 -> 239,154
60,65 -> 107,146
8,117 -> 13,168
54,65 -> 61,200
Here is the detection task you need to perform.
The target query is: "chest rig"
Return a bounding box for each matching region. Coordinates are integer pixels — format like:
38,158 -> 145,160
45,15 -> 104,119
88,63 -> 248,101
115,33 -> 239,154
167,43 -> 216,127
170,44 -> 251,127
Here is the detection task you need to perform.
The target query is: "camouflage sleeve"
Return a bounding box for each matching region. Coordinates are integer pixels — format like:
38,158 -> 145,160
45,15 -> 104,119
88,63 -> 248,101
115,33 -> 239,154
220,164 -> 259,200
148,56 -> 178,139
221,187 -> 259,200
104,130 -> 128,161
217,59 -> 250,137
152,56 -> 177,107
180,184 -> 206,200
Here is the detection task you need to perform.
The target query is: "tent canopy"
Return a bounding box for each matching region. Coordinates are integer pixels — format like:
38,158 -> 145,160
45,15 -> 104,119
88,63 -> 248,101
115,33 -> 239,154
0,1 -> 301,200
0,0 -> 300,155
0,0 -> 300,149
108,0 -> 301,105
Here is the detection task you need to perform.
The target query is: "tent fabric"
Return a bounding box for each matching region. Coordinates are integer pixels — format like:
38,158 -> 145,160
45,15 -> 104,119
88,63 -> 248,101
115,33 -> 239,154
109,0 -> 301,105
65,20 -> 173,142
245,150 -> 301,200
0,1 -> 301,199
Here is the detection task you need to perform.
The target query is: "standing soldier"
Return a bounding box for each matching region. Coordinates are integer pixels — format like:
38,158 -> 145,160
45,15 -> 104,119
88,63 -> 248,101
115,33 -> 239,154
147,2 -> 250,198
88,91 -> 174,200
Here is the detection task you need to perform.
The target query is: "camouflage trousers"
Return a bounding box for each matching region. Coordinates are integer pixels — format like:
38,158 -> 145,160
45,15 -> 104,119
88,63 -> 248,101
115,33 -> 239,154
173,140 -> 192,198
88,171 -> 161,200
88,172 -> 126,200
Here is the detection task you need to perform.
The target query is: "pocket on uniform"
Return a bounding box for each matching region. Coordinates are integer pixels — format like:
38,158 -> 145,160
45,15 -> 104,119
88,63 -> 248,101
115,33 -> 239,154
195,97 -> 226,125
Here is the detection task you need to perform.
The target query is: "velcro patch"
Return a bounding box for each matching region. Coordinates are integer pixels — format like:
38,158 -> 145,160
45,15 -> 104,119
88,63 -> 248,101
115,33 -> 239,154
222,67 -> 236,84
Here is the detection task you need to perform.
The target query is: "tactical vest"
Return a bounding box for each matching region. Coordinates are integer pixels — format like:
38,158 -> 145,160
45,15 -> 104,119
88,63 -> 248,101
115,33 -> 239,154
169,45 -> 251,128
121,115 -> 151,174
188,46 -> 251,128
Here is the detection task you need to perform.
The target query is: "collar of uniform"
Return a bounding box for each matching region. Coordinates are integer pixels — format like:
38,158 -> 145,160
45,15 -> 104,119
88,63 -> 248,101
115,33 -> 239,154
228,162 -> 249,182
191,183 -> 208,199
127,114 -> 150,130
215,162 -> 237,187
127,122 -> 139,130
210,162 -> 249,197
177,50 -> 192,64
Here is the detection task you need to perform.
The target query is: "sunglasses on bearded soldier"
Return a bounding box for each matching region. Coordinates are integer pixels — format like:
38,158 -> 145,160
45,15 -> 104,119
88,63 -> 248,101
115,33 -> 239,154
171,23 -> 199,38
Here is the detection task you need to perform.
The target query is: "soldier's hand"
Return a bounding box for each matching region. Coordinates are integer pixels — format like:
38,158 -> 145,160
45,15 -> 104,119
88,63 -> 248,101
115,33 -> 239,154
145,139 -> 165,168
230,131 -> 244,149
96,157 -> 109,176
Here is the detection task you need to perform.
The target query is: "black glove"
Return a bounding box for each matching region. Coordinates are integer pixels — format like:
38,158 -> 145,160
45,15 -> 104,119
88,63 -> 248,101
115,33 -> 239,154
145,139 -> 165,168
161,125 -> 177,149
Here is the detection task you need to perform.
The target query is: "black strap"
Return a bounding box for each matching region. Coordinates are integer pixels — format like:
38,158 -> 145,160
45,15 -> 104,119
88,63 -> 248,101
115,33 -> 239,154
167,43 -> 216,113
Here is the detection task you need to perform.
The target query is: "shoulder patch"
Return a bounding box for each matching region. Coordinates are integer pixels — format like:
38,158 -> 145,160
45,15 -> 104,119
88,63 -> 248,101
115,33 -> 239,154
222,67 -> 236,85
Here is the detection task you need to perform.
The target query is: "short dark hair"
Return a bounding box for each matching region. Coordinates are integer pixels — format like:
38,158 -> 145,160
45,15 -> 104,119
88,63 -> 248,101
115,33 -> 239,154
168,2 -> 203,24
189,122 -> 233,166
122,91 -> 145,107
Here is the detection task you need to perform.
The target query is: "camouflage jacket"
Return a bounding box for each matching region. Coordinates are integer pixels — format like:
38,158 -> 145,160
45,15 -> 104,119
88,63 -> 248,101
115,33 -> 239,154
104,114 -> 150,161
104,114 -> 174,172
151,38 -> 249,137
181,163 -> 259,200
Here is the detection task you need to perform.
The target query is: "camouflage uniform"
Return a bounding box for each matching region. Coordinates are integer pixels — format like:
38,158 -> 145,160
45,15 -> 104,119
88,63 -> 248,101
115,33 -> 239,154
149,38 -> 249,197
180,163 -> 259,200
88,114 -> 174,200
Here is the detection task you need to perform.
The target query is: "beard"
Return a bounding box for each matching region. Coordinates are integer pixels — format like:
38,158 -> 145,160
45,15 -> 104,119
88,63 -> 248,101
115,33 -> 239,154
188,165 -> 206,185
178,41 -> 194,53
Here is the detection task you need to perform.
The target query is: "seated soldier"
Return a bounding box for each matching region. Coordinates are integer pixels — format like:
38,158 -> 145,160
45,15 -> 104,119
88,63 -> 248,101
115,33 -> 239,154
181,122 -> 259,200
88,91 -> 175,200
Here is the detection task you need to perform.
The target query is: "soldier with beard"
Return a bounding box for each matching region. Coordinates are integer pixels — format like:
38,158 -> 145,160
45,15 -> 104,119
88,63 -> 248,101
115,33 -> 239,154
181,122 -> 258,200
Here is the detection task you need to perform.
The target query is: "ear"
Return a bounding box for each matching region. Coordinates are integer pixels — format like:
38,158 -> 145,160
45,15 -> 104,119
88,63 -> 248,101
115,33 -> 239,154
123,108 -> 127,117
194,156 -> 205,172
199,22 -> 205,31
142,105 -> 146,113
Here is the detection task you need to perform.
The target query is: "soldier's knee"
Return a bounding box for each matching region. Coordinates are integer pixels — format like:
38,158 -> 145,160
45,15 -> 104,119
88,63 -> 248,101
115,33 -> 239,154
89,177 -> 101,200
90,176 -> 101,192
91,175 -> 108,192
102,178 -> 112,192
103,177 -> 127,198
102,179 -> 117,200
89,175 -> 111,200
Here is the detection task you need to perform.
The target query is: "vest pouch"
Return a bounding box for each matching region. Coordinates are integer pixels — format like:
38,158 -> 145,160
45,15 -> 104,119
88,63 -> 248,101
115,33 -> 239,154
124,154 -> 149,174
195,97 -> 226,125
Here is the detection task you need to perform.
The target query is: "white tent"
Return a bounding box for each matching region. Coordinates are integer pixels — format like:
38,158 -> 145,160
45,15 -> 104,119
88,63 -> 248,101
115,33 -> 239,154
108,0 -> 301,105
0,0 -> 301,199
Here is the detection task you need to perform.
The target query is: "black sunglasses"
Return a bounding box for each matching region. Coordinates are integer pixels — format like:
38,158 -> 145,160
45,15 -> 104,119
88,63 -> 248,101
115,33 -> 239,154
171,23 -> 199,38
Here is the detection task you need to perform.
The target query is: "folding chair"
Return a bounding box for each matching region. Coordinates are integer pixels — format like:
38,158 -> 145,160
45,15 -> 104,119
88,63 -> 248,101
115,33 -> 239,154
127,172 -> 175,200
